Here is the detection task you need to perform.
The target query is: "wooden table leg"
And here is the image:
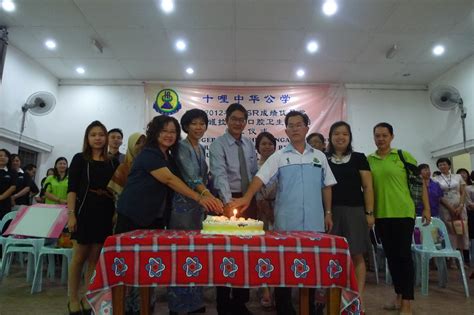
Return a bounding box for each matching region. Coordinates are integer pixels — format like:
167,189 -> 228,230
326,287 -> 341,315
299,288 -> 309,315
112,285 -> 125,315
140,287 -> 151,315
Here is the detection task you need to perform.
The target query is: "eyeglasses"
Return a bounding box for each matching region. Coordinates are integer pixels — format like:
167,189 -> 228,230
229,117 -> 247,124
287,123 -> 306,130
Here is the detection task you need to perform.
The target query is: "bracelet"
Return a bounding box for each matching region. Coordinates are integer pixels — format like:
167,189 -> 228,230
365,211 -> 374,216
200,189 -> 209,196
68,209 -> 75,215
325,210 -> 332,215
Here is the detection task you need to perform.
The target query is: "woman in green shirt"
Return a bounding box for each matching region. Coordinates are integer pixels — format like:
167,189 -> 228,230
368,122 -> 430,315
44,157 -> 68,204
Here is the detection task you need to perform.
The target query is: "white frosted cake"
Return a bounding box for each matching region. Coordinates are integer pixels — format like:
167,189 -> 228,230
201,215 -> 265,235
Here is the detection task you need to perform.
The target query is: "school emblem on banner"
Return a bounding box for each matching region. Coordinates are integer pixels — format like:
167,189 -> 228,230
153,88 -> 182,115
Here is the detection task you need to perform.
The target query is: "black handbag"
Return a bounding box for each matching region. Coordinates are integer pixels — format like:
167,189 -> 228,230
397,149 -> 423,205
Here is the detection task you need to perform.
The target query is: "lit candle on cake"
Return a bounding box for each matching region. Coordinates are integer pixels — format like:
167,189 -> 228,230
231,208 -> 238,221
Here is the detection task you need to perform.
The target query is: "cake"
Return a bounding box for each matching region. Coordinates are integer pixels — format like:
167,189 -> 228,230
201,215 -> 265,235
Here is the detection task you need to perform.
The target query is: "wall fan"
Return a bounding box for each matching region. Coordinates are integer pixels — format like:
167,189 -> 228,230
430,85 -> 467,147
20,91 -> 56,133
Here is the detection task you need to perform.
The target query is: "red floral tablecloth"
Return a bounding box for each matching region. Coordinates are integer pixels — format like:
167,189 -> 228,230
87,230 -> 360,314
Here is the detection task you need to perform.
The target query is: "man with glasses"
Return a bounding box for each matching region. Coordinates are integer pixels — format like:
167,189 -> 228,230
209,103 -> 258,315
230,110 -> 336,315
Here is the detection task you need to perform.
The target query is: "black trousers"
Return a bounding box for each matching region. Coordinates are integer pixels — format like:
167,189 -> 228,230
216,287 -> 250,314
274,288 -> 316,315
376,218 -> 415,300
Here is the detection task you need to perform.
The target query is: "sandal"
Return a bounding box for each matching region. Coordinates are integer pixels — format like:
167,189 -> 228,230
383,303 -> 400,311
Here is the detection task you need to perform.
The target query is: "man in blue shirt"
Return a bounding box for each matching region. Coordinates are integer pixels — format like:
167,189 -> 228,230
209,103 -> 258,315
230,111 -> 336,315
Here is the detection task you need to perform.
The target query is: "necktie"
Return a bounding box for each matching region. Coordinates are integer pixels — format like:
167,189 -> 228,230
236,140 -> 250,193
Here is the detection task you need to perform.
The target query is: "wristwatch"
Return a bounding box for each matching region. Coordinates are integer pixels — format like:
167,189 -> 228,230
365,211 -> 374,216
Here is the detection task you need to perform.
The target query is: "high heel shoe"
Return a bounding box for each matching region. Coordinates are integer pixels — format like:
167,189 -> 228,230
80,300 -> 92,315
67,302 -> 82,315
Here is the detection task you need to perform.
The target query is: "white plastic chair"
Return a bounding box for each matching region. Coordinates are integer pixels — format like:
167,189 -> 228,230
0,210 -> 20,275
31,245 -> 72,293
412,217 -> 469,297
412,220 -> 448,289
0,210 -> 19,255
369,241 -> 379,284
0,237 -> 45,282
370,225 -> 391,284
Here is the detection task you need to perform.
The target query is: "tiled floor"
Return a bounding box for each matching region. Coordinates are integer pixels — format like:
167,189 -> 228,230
0,264 -> 473,315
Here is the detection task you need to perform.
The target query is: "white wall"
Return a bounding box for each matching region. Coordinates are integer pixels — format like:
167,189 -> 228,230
0,45 -> 145,180
0,45 -> 58,134
346,88 -> 434,164
428,54 -> 474,169
0,45 -> 58,180
429,54 -> 474,149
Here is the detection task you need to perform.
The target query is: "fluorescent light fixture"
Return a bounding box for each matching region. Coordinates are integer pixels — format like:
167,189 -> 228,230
175,39 -> 187,51
76,67 -> 85,74
322,0 -> 338,16
44,39 -> 57,50
432,45 -> 445,56
2,0 -> 15,12
161,0 -> 174,14
296,69 -> 305,77
306,40 -> 319,53
186,67 -> 194,75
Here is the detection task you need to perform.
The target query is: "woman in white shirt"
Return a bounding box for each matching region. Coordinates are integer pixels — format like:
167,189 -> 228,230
433,158 -> 469,267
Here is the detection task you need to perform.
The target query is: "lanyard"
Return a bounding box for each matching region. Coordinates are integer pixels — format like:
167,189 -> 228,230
440,173 -> 452,190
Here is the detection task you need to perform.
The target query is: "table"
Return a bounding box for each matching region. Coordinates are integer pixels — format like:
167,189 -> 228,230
87,230 -> 360,314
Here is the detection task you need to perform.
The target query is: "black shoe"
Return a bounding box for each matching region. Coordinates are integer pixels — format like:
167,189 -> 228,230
67,303 -> 82,315
189,306 -> 206,314
80,300 -> 92,315
276,306 -> 296,315
231,304 -> 253,315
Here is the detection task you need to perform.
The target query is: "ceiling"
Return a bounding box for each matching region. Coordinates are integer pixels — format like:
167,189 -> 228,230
0,0 -> 473,84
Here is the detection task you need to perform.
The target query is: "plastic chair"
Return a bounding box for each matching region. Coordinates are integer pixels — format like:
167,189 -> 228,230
0,210 -> 19,253
412,222 -> 448,289
0,237 -> 45,282
370,225 -> 391,284
412,217 -> 469,297
0,210 -> 19,274
31,245 -> 72,293
369,242 -> 379,284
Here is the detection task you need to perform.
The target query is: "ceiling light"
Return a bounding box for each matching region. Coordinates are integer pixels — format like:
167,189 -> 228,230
76,67 -> 85,74
322,0 -> 338,16
44,39 -> 57,50
296,69 -> 305,77
432,45 -> 445,56
161,0 -> 174,14
2,0 -> 15,12
186,67 -> 194,75
175,39 -> 186,52
306,41 -> 319,54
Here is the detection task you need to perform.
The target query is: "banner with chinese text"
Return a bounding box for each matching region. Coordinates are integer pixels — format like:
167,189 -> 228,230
144,84 -> 346,152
